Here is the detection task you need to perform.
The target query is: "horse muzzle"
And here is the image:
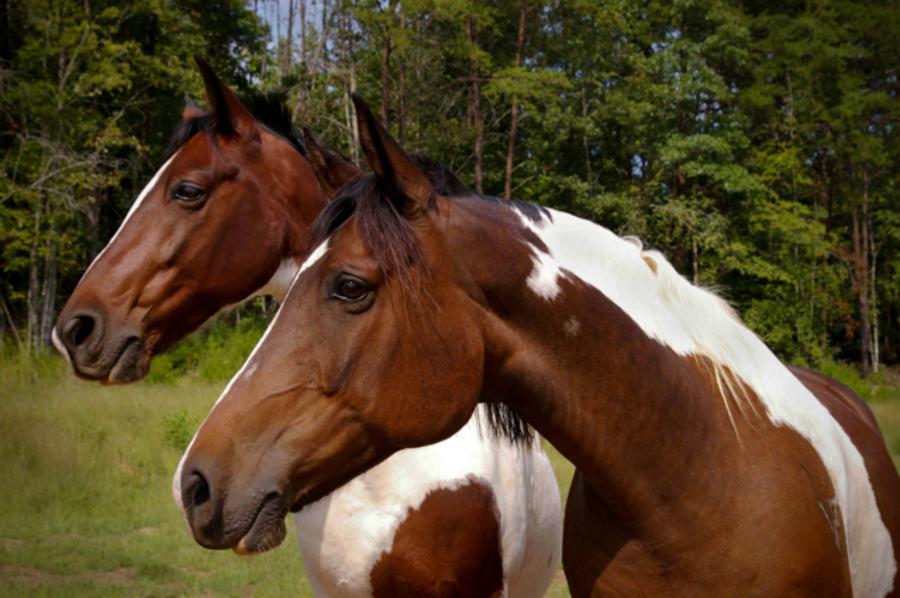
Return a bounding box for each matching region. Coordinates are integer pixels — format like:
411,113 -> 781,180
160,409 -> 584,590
53,309 -> 147,384
179,465 -> 289,555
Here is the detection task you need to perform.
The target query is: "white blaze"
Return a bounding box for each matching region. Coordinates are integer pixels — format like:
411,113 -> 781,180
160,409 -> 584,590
172,241 -> 330,513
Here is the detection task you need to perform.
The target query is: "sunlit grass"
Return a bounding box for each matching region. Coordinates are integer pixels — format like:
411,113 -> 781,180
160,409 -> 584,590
0,353 -> 897,596
0,364 -> 312,597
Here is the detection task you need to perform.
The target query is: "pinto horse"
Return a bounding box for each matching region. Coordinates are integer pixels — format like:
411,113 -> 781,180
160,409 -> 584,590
179,94 -> 900,597
53,60 -> 562,597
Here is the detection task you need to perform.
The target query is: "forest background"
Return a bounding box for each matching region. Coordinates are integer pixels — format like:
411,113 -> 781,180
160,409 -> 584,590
1,0 -> 899,594
2,0 -> 900,373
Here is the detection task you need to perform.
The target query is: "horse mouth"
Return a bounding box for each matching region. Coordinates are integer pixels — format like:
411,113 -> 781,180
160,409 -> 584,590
232,494 -> 288,556
67,336 -> 146,384
107,337 -> 146,383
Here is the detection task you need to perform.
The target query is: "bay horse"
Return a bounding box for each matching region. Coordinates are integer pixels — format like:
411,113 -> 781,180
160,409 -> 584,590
178,94 -> 900,596
53,60 -> 562,597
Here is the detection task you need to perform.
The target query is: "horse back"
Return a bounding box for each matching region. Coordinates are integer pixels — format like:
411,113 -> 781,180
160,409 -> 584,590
790,365 -> 900,596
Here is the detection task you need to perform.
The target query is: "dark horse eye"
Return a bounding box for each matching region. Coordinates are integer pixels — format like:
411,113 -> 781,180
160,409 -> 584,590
333,275 -> 371,303
172,183 -> 205,205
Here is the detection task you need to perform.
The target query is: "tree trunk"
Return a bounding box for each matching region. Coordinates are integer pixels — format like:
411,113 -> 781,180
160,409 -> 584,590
1,291 -> 22,350
582,88 -> 593,188
861,166 -> 874,374
466,16 -> 483,193
338,5 -> 359,163
87,185 -> 102,258
26,200 -> 43,354
692,236 -> 699,285
871,238 -> 879,373
275,0 -> 282,66
851,168 -> 871,376
397,12 -> 406,144
0,0 -> 10,63
39,233 -> 58,348
285,0 -> 295,71
504,1 -> 528,199
300,0 -> 306,66
380,1 -> 395,129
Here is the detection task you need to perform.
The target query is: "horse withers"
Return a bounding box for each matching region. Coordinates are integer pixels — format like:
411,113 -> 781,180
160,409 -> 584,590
53,60 -> 562,598
179,94 -> 899,596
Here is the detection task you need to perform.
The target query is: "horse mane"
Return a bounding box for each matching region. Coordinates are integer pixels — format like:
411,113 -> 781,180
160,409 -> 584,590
166,91 -> 305,158
408,153 -> 469,197
310,174 -> 534,444
632,247 -> 755,440
516,202 -> 758,442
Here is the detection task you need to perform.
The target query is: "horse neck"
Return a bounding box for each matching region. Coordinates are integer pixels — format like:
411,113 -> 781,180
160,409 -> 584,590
256,141 -> 328,301
453,199 -> 745,523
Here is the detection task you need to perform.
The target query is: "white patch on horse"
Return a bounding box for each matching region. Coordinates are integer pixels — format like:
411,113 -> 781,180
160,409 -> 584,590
51,328 -> 71,367
293,404 -> 561,598
520,206 -> 896,597
255,257 -> 301,301
563,317 -> 580,338
81,153 -> 179,282
173,242 -> 330,514
296,242 -> 329,277
516,210 -> 563,301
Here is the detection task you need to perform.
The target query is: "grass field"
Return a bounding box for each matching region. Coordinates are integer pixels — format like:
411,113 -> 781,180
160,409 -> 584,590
0,354 -> 896,597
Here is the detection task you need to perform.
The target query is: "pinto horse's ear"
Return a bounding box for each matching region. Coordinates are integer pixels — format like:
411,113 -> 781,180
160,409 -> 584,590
351,94 -> 433,217
194,55 -> 259,142
302,127 -> 361,198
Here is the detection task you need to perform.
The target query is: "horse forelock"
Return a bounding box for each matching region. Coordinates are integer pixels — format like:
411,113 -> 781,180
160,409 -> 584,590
308,175 -> 534,444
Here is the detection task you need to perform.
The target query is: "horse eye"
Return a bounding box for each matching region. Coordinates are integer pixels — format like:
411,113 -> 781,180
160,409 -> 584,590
172,183 -> 205,204
333,276 -> 371,303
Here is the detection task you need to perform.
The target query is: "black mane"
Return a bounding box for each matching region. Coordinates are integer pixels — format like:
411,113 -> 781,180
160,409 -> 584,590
166,91 -> 305,158
410,154 -> 469,197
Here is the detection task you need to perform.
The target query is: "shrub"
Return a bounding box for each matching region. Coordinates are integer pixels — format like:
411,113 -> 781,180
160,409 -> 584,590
161,410 -> 197,451
145,313 -> 267,384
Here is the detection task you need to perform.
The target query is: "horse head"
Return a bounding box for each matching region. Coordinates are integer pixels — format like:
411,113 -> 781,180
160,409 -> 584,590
53,58 -> 333,383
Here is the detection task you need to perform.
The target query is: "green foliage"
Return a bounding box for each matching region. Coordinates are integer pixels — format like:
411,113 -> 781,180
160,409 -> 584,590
819,360 -> 900,404
145,315 -> 267,384
2,0 -> 900,374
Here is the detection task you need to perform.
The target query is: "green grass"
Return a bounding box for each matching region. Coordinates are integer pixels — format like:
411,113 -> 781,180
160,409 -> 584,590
0,361 -> 313,597
871,400 -> 900,471
0,352 -> 896,596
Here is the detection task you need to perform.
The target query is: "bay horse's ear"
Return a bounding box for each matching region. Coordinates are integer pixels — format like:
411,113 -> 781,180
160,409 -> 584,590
351,93 -> 433,216
194,55 -> 259,141
182,96 -> 205,122
302,127 -> 361,198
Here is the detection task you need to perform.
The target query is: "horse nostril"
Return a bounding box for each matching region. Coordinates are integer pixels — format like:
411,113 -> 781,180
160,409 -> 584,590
187,471 -> 211,508
62,313 -> 97,348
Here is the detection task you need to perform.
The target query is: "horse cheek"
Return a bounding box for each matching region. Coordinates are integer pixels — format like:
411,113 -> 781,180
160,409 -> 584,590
430,307 -> 485,437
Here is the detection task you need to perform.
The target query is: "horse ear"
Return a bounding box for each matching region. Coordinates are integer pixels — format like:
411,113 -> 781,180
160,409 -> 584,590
351,94 -> 433,216
182,96 -> 205,122
302,127 -> 361,198
194,55 -> 259,141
